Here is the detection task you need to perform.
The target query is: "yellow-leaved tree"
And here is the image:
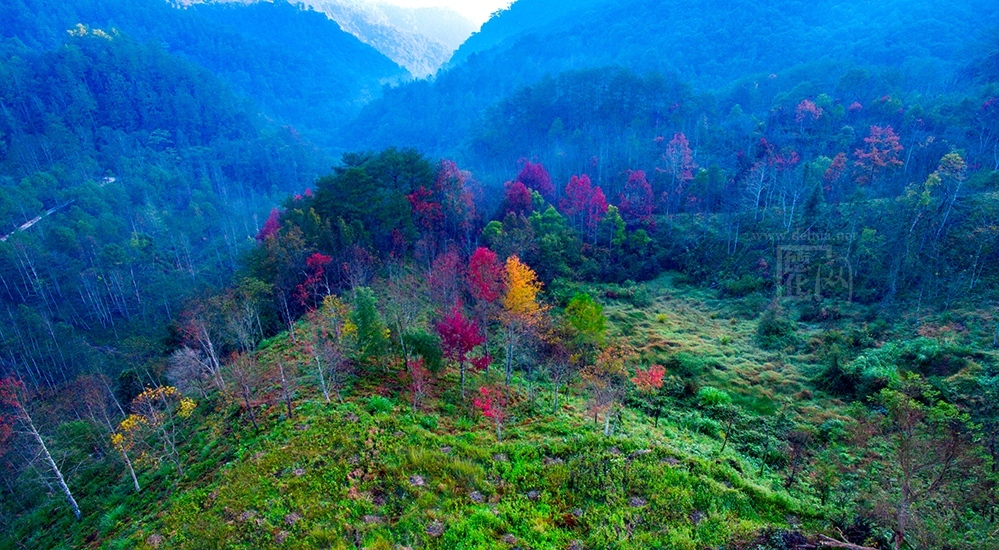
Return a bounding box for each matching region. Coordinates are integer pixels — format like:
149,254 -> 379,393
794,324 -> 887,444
501,255 -> 546,388
112,386 -> 195,479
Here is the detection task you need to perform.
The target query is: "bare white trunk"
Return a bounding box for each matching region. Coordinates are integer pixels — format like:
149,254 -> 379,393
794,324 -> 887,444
27,418 -> 81,519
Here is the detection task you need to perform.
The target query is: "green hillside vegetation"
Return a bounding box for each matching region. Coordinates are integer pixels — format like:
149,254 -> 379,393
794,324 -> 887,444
3,269 -> 995,548
2,1 -> 999,549
343,0 -> 999,158
0,29 -> 323,387
1,0 -> 407,142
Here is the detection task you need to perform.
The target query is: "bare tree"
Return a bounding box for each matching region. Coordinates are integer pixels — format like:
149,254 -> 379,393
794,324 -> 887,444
78,375 -> 140,493
861,373 -> 981,550
224,353 -> 264,431
0,375 -> 81,519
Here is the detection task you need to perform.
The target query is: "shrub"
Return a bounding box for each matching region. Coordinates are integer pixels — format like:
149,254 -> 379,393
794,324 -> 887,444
366,395 -> 394,415
403,329 -> 444,373
418,414 -> 439,431
654,352 -> 716,378
684,411 -> 722,436
798,301 -> 841,322
629,286 -> 654,307
697,386 -> 732,408
721,275 -> 768,297
756,306 -> 798,350
818,419 -> 848,443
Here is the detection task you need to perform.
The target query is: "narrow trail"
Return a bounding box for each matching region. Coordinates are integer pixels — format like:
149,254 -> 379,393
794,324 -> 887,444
1,177 -> 116,242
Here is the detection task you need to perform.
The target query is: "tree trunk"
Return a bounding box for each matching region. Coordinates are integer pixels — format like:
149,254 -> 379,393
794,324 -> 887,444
315,356 -> 330,403
121,448 -> 141,493
27,418 -> 81,519
279,363 -> 293,419
505,330 -> 514,389
459,359 -> 466,400
242,389 -> 259,432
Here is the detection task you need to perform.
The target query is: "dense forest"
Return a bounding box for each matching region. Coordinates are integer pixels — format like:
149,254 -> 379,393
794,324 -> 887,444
2,0 -> 999,549
2,0 -> 407,142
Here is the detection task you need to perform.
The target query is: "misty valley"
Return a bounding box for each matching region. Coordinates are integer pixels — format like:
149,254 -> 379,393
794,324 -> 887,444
1,0 -> 999,548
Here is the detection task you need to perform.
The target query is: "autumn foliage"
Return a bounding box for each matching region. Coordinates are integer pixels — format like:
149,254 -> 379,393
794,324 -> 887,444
854,125 -> 904,184
632,364 -> 665,393
255,207 -> 282,241
618,170 -> 655,227
466,247 -> 505,304
436,304 -> 485,397
472,385 -> 507,440
516,160 -> 554,198
503,180 -> 533,215
502,255 -> 543,323
0,377 -> 24,450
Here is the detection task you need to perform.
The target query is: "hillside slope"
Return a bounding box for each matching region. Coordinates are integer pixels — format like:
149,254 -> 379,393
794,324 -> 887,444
1,0 -> 407,140
341,0 -> 999,156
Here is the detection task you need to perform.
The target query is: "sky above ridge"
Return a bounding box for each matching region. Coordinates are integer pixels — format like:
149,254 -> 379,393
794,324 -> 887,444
373,0 -> 512,24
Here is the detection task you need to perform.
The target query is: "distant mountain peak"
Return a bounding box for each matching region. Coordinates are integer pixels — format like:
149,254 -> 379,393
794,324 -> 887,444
309,0 -> 476,78
184,0 -> 477,78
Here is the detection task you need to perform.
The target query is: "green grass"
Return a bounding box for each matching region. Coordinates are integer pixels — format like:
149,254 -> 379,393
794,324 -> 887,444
12,271 -> 995,549
105,396 -> 817,550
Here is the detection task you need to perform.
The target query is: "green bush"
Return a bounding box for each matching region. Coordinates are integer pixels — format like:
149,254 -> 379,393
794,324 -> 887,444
818,419 -> 848,443
403,329 -> 444,373
418,414 -> 439,431
721,275 -> 769,297
366,395 -> 394,415
756,307 -> 798,350
629,286 -> 654,307
662,352 -> 718,378
697,386 -> 732,408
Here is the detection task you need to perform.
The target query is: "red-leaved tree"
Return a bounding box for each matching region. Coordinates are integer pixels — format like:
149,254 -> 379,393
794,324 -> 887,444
795,99 -> 823,123
855,125 -> 904,186
255,208 -> 282,241
294,252 -> 333,308
473,386 -> 507,441
619,169 -> 656,228
632,364 -> 666,427
824,152 -> 848,202
407,185 -> 444,234
429,249 -> 463,310
436,304 -> 485,398
516,160 -> 554,199
466,247 -> 505,352
405,358 -> 432,410
660,132 -> 697,214
503,180 -> 533,216
561,174 -> 608,241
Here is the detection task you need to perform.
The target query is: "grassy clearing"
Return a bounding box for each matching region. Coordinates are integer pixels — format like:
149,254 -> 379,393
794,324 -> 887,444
120,394 -> 815,550
8,272 -> 935,549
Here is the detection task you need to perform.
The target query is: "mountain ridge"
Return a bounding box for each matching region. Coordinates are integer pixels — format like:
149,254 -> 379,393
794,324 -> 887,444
1,0 -> 407,141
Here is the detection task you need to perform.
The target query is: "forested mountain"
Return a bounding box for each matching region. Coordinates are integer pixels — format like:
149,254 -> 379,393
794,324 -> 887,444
448,0 -> 604,65
0,27 -> 323,389
2,0 -> 407,141
2,2 -> 999,549
344,0 -> 999,157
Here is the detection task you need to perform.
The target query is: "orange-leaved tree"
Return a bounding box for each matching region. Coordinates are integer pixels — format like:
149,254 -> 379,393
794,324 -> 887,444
501,255 -> 545,388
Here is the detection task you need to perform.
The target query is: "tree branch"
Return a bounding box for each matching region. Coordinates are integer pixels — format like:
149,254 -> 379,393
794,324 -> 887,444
817,535 -> 879,550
